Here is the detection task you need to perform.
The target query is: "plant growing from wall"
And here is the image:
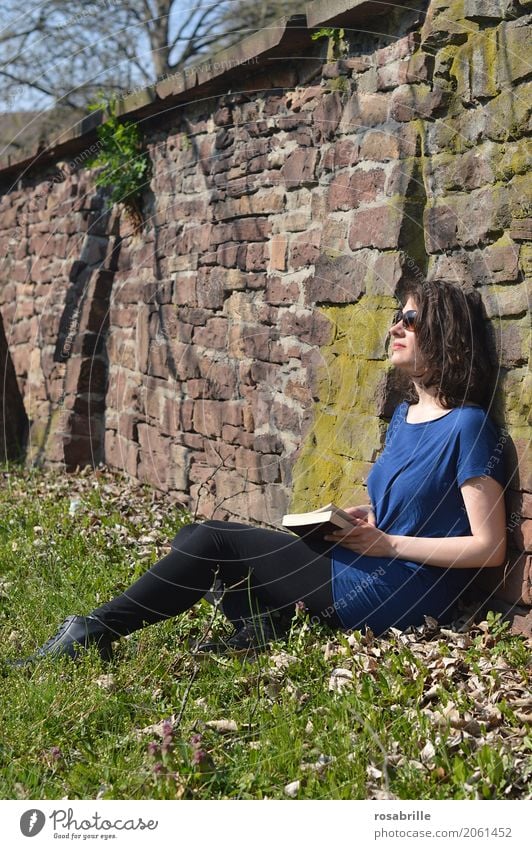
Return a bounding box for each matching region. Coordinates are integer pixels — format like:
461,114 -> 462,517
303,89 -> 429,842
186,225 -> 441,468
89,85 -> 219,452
87,97 -> 151,228
311,27 -> 347,63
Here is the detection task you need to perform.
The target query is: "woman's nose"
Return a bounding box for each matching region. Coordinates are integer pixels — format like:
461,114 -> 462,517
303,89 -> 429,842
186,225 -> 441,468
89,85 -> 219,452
389,318 -> 404,336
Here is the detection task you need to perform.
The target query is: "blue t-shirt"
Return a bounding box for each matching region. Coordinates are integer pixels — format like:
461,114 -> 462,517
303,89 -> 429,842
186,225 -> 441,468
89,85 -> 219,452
331,402 -> 506,629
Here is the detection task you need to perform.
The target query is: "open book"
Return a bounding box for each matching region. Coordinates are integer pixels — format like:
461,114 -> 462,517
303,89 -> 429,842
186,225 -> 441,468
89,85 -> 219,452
281,503 -> 354,538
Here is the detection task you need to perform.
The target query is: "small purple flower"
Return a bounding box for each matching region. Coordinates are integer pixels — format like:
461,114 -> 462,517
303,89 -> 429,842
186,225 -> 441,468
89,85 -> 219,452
190,733 -> 203,748
295,600 -> 307,614
147,741 -> 160,757
161,719 -> 174,737
49,746 -> 63,761
191,748 -> 207,767
161,735 -> 173,755
152,762 -> 164,775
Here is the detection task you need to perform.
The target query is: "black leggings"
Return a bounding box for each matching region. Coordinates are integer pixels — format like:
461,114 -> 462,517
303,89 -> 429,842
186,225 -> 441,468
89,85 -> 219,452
91,520 -> 341,636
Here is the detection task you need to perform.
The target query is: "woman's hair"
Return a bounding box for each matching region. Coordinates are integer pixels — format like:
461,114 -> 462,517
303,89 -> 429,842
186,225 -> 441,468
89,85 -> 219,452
400,279 -> 493,408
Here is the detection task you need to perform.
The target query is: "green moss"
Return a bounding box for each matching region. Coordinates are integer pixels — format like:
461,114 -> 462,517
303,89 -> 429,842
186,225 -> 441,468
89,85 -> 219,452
495,139 -> 532,181
327,76 -> 349,93
289,296 -> 396,512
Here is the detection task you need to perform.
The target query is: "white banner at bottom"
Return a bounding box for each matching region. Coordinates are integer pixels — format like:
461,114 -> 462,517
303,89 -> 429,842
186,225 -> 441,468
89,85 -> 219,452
1,799 -> 530,848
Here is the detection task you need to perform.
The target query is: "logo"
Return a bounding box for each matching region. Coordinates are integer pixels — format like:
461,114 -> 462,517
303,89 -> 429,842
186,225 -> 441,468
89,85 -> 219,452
20,810 -> 46,837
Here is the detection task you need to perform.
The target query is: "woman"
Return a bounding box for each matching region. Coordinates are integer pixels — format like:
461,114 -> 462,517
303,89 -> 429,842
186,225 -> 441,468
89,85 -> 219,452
12,280 -> 507,664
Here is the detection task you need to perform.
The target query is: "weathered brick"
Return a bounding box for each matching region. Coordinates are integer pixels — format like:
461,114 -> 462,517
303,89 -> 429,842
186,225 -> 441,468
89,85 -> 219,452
192,317 -> 229,349
281,148 -> 318,187
375,32 -> 419,66
349,204 -> 403,250
192,399 -> 223,437
245,242 -> 268,271
290,228 -> 321,269
389,83 -> 448,121
328,168 -> 387,211
269,234 -> 288,271
424,204 -> 459,252
313,92 -> 343,142
265,275 -> 301,305
340,92 -> 390,132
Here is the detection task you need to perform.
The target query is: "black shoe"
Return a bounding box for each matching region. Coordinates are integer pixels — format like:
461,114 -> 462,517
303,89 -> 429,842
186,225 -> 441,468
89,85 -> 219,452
194,613 -> 288,656
9,615 -> 115,667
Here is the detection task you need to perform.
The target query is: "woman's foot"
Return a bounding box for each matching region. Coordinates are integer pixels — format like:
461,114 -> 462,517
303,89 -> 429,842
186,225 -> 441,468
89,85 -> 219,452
194,613 -> 288,656
9,615 -> 115,667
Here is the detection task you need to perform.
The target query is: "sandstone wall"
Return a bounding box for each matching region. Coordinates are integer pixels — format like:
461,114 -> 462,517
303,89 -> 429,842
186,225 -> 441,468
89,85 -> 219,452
0,0 -> 530,608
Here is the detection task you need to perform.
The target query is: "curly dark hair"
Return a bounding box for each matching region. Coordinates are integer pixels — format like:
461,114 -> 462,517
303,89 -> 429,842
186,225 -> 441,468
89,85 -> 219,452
399,280 -> 493,409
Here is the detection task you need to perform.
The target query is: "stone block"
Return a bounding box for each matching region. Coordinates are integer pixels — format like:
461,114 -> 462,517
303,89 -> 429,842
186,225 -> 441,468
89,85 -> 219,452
510,218 -> 532,241
269,234 -> 288,272
464,0 -> 520,19
192,399 -> 223,437
377,52 -> 434,90
313,92 -> 343,142
290,228 -> 321,269
349,203 -> 403,250
507,489 -> 532,520
495,319 -> 529,367
192,317 -> 229,349
245,242 -> 268,271
424,204 -> 459,252
511,517 -> 532,552
281,149 -> 318,188
170,341 -> 200,380
198,360 -> 237,400
63,356 -> 107,396
167,444 -> 190,491
340,92 -> 390,132
328,168 -> 387,211
235,446 -> 280,484
278,308 -> 332,346
305,252 -> 369,304
265,275 -> 301,305
375,32 -> 419,66
498,19 -> 532,86
479,281 -> 529,317
389,83 -> 447,121
475,550 -> 531,605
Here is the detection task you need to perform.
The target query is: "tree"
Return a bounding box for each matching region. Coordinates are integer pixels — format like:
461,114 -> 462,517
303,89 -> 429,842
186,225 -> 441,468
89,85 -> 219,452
0,0 -> 306,112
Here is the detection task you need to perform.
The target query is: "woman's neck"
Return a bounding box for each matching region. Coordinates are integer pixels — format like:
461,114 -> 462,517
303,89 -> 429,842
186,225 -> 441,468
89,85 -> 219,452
410,380 -> 446,411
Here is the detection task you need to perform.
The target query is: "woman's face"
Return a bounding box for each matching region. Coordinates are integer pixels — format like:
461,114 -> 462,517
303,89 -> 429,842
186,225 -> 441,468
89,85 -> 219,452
388,296 -> 426,376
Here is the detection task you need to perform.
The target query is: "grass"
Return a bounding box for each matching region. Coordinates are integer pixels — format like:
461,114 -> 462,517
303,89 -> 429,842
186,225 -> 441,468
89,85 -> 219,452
0,464 -> 530,800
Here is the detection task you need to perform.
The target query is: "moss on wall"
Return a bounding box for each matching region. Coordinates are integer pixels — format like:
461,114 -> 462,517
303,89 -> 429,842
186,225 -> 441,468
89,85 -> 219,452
289,294 -> 397,511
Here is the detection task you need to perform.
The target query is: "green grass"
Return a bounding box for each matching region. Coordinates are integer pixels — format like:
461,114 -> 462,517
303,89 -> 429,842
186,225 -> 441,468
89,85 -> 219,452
0,464 -> 530,800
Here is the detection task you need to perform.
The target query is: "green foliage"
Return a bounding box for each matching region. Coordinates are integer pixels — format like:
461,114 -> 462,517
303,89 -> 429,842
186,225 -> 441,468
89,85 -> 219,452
87,97 -> 151,212
311,27 -> 345,43
311,27 -> 346,63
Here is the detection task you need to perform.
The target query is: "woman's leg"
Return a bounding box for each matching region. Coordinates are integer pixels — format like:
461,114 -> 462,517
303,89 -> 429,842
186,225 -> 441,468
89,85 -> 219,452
91,520 -> 341,636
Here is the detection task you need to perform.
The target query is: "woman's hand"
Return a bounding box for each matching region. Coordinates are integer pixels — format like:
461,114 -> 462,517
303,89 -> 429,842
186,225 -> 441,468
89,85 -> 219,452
324,518 -> 393,557
342,504 -> 376,527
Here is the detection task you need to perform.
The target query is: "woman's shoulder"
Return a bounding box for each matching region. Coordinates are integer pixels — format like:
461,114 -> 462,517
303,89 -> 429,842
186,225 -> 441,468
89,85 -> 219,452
451,404 -> 503,439
452,403 -> 496,424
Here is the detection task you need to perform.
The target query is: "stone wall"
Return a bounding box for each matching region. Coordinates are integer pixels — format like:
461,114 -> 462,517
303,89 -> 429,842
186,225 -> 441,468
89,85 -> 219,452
0,0 -> 530,613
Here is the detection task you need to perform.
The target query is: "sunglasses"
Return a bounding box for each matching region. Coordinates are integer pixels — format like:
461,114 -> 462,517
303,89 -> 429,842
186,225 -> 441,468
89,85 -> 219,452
393,309 -> 418,331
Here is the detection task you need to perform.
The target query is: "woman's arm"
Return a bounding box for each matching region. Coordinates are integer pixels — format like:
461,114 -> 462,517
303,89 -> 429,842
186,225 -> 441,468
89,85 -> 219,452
326,477 -> 507,569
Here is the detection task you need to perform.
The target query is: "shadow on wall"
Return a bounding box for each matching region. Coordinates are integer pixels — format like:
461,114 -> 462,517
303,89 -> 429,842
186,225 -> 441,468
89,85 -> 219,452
0,313 -> 28,463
